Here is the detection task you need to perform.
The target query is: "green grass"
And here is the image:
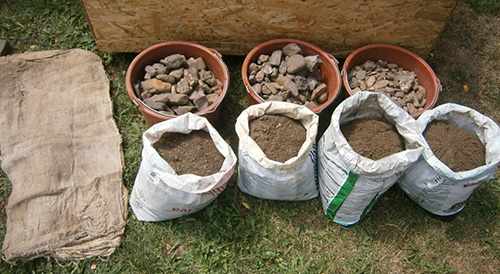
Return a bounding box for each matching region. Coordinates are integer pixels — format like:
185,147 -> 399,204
1,0 -> 499,273
465,0 -> 500,14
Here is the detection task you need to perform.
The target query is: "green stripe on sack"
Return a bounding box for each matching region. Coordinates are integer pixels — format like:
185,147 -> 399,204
326,171 -> 359,220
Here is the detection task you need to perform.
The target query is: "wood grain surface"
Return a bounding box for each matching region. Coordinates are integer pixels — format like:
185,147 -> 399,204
82,0 -> 456,56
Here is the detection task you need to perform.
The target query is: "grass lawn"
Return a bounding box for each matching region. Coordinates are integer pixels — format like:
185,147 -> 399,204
0,0 -> 499,273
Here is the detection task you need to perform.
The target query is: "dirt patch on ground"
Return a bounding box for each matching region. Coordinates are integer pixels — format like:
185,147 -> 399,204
341,119 -> 404,160
425,121 -> 485,171
429,1 -> 500,122
249,114 -> 306,162
153,130 -> 224,176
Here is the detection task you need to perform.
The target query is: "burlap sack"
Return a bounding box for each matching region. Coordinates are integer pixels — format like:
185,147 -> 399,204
0,49 -> 127,261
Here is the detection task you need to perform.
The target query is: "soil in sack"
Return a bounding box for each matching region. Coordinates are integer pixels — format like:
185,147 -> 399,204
424,121 -> 485,172
249,114 -> 306,162
153,130 -> 224,176
341,119 -> 404,160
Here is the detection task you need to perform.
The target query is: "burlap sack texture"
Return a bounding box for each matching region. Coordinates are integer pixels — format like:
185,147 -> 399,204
0,49 -> 127,261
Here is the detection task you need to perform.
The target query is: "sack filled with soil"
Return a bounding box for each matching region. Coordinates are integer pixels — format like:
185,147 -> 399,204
400,103 -> 500,216
130,113 -> 237,221
318,91 -> 423,226
235,101 -> 319,201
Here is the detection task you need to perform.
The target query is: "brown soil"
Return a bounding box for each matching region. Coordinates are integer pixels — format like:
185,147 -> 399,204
341,119 -> 404,160
153,130 -> 224,176
429,1 -> 500,122
425,121 -> 485,172
249,114 -> 306,162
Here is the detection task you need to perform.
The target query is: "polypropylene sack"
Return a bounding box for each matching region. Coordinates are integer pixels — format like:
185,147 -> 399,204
235,101 -> 319,201
129,113 -> 237,221
318,92 -> 423,226
399,103 -> 500,216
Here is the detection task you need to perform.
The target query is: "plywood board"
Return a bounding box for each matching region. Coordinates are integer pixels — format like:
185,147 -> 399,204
82,0 -> 456,56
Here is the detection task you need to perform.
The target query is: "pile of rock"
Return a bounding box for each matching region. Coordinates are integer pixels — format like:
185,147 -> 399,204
135,54 -> 222,116
248,43 -> 327,110
348,60 -> 427,117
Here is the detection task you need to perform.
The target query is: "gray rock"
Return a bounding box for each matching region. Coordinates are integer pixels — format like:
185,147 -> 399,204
317,92 -> 328,104
262,63 -> 273,75
366,76 -> 376,88
176,78 -> 191,94
134,82 -> 142,95
269,50 -> 283,66
249,63 -> 260,72
284,80 -> 299,97
207,94 -> 219,105
148,93 -> 171,103
261,83 -> 273,95
200,70 -> 217,86
160,54 -> 186,70
311,83 -> 327,101
352,87 -> 362,93
362,60 -> 377,71
141,90 -> 154,99
304,55 -> 321,72
183,72 -> 198,88
189,90 -> 205,101
278,60 -> 287,74
306,77 -> 318,91
209,81 -> 222,94
275,74 -> 291,86
187,67 -> 199,80
353,69 -> 367,80
298,95 -> 306,103
415,85 -> 426,101
407,103 -> 417,117
169,68 -> 184,80
287,54 -> 306,73
141,79 -> 172,93
255,70 -> 265,82
158,107 -> 175,116
152,63 -> 167,75
193,95 -> 209,110
145,65 -> 157,77
252,83 -> 262,95
257,54 -> 269,64
293,75 -> 308,90
271,67 -> 279,79
268,94 -> 284,101
373,79 -> 390,90
197,80 -> 211,92
261,83 -> 281,95
172,105 -> 195,115
166,94 -> 189,105
248,74 -> 256,83
156,74 -> 177,84
187,57 -> 206,71
143,98 -> 165,110
282,43 -> 302,56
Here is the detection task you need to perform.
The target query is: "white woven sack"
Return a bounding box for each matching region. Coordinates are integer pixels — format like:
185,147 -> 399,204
130,113 -> 237,221
399,103 -> 500,216
318,92 -> 423,225
235,101 -> 319,201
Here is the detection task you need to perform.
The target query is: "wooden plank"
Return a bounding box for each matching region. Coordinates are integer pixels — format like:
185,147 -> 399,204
82,0 -> 456,56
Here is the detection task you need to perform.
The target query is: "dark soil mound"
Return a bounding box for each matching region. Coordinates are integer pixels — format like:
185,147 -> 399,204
341,119 -> 404,160
154,130 -> 224,176
425,121 -> 485,171
249,114 -> 306,162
